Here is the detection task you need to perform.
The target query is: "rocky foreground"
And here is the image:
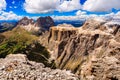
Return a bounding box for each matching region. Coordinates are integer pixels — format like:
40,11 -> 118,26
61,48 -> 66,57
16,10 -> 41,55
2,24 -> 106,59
0,54 -> 79,80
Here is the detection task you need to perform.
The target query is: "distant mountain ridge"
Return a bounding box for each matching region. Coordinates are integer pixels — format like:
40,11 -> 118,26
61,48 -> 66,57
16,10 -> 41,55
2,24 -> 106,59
0,17 -> 85,33
55,20 -> 85,27
17,16 -> 55,35
0,21 -> 17,32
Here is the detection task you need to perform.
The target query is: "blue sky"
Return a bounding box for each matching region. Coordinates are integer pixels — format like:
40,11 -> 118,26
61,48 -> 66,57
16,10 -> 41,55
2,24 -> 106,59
4,0 -> 86,16
4,0 -> 109,16
4,0 -> 119,16
0,0 -> 120,20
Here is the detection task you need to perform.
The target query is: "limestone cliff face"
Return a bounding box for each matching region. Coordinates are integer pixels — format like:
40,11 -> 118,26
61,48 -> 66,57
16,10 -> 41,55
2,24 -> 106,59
39,19 -> 120,80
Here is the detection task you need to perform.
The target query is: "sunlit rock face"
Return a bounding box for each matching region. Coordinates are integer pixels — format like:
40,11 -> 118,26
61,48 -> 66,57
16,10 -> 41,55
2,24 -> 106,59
17,16 -> 55,35
39,18 -> 120,80
17,17 -> 34,26
17,17 -> 37,33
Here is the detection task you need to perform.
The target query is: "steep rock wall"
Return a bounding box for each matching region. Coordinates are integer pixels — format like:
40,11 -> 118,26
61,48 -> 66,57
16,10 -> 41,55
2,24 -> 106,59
39,19 -> 120,80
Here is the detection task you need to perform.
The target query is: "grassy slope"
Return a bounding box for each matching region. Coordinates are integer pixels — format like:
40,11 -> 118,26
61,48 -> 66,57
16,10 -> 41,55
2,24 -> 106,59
0,27 -> 56,68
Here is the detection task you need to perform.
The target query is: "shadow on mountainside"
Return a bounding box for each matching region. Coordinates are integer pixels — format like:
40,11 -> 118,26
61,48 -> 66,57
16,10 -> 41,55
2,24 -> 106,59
0,27 -> 56,69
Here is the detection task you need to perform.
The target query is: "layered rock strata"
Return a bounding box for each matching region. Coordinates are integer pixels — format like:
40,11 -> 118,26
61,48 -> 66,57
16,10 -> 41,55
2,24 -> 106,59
39,19 -> 120,80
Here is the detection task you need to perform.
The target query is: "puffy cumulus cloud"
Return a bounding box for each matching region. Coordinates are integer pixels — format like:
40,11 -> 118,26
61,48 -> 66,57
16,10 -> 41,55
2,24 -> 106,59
52,12 -> 119,21
0,0 -> 6,11
0,11 -> 23,20
57,0 -> 82,12
76,10 -> 86,16
111,11 -> 120,20
52,10 -> 120,23
52,15 -> 84,21
52,10 -> 103,21
23,0 -> 82,13
83,0 -> 120,12
24,0 -> 60,13
52,11 -> 88,21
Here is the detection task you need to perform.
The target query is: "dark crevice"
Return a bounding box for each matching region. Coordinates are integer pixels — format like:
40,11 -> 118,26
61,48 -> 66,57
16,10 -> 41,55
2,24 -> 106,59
84,40 -> 89,56
61,40 -> 76,69
113,26 -> 120,35
93,34 -> 99,46
48,31 -> 52,43
57,41 -> 67,58
109,77 -> 118,80
58,51 -> 66,67
73,63 -> 81,73
83,49 -> 89,56
61,51 -> 74,69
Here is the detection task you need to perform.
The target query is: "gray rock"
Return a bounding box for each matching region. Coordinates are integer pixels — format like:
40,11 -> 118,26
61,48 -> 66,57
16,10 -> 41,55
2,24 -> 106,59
0,54 -> 79,80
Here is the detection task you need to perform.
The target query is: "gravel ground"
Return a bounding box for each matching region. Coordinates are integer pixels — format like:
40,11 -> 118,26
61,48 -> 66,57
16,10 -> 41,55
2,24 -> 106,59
0,54 -> 79,80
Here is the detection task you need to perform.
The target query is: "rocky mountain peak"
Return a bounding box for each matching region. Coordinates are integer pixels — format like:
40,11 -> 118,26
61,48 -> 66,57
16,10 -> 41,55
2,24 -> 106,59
35,16 -> 55,30
18,17 -> 34,26
17,16 -> 55,35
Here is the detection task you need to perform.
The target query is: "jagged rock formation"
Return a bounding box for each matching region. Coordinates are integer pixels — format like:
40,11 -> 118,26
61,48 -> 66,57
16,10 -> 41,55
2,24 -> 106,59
39,18 -> 120,80
17,17 -> 34,26
35,16 -> 55,30
0,54 -> 79,80
17,17 -> 40,35
17,16 -> 54,35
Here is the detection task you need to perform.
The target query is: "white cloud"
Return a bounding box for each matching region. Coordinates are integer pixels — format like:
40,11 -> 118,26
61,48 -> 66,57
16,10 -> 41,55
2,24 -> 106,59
52,11 -> 119,21
52,10 -> 88,21
14,6 -> 17,9
83,0 -> 120,12
12,1 -> 15,4
23,0 -> 82,13
116,11 -> 120,15
0,0 -> 6,11
57,0 -> 82,12
0,11 -> 23,20
76,10 -> 86,16
9,6 -> 17,9
24,0 -> 60,13
52,15 -> 80,21
9,6 -> 12,9
111,11 -> 120,20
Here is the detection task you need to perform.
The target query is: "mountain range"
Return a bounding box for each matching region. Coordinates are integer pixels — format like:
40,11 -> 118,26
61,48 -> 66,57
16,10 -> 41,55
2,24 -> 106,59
0,16 -> 119,80
0,17 -> 85,33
